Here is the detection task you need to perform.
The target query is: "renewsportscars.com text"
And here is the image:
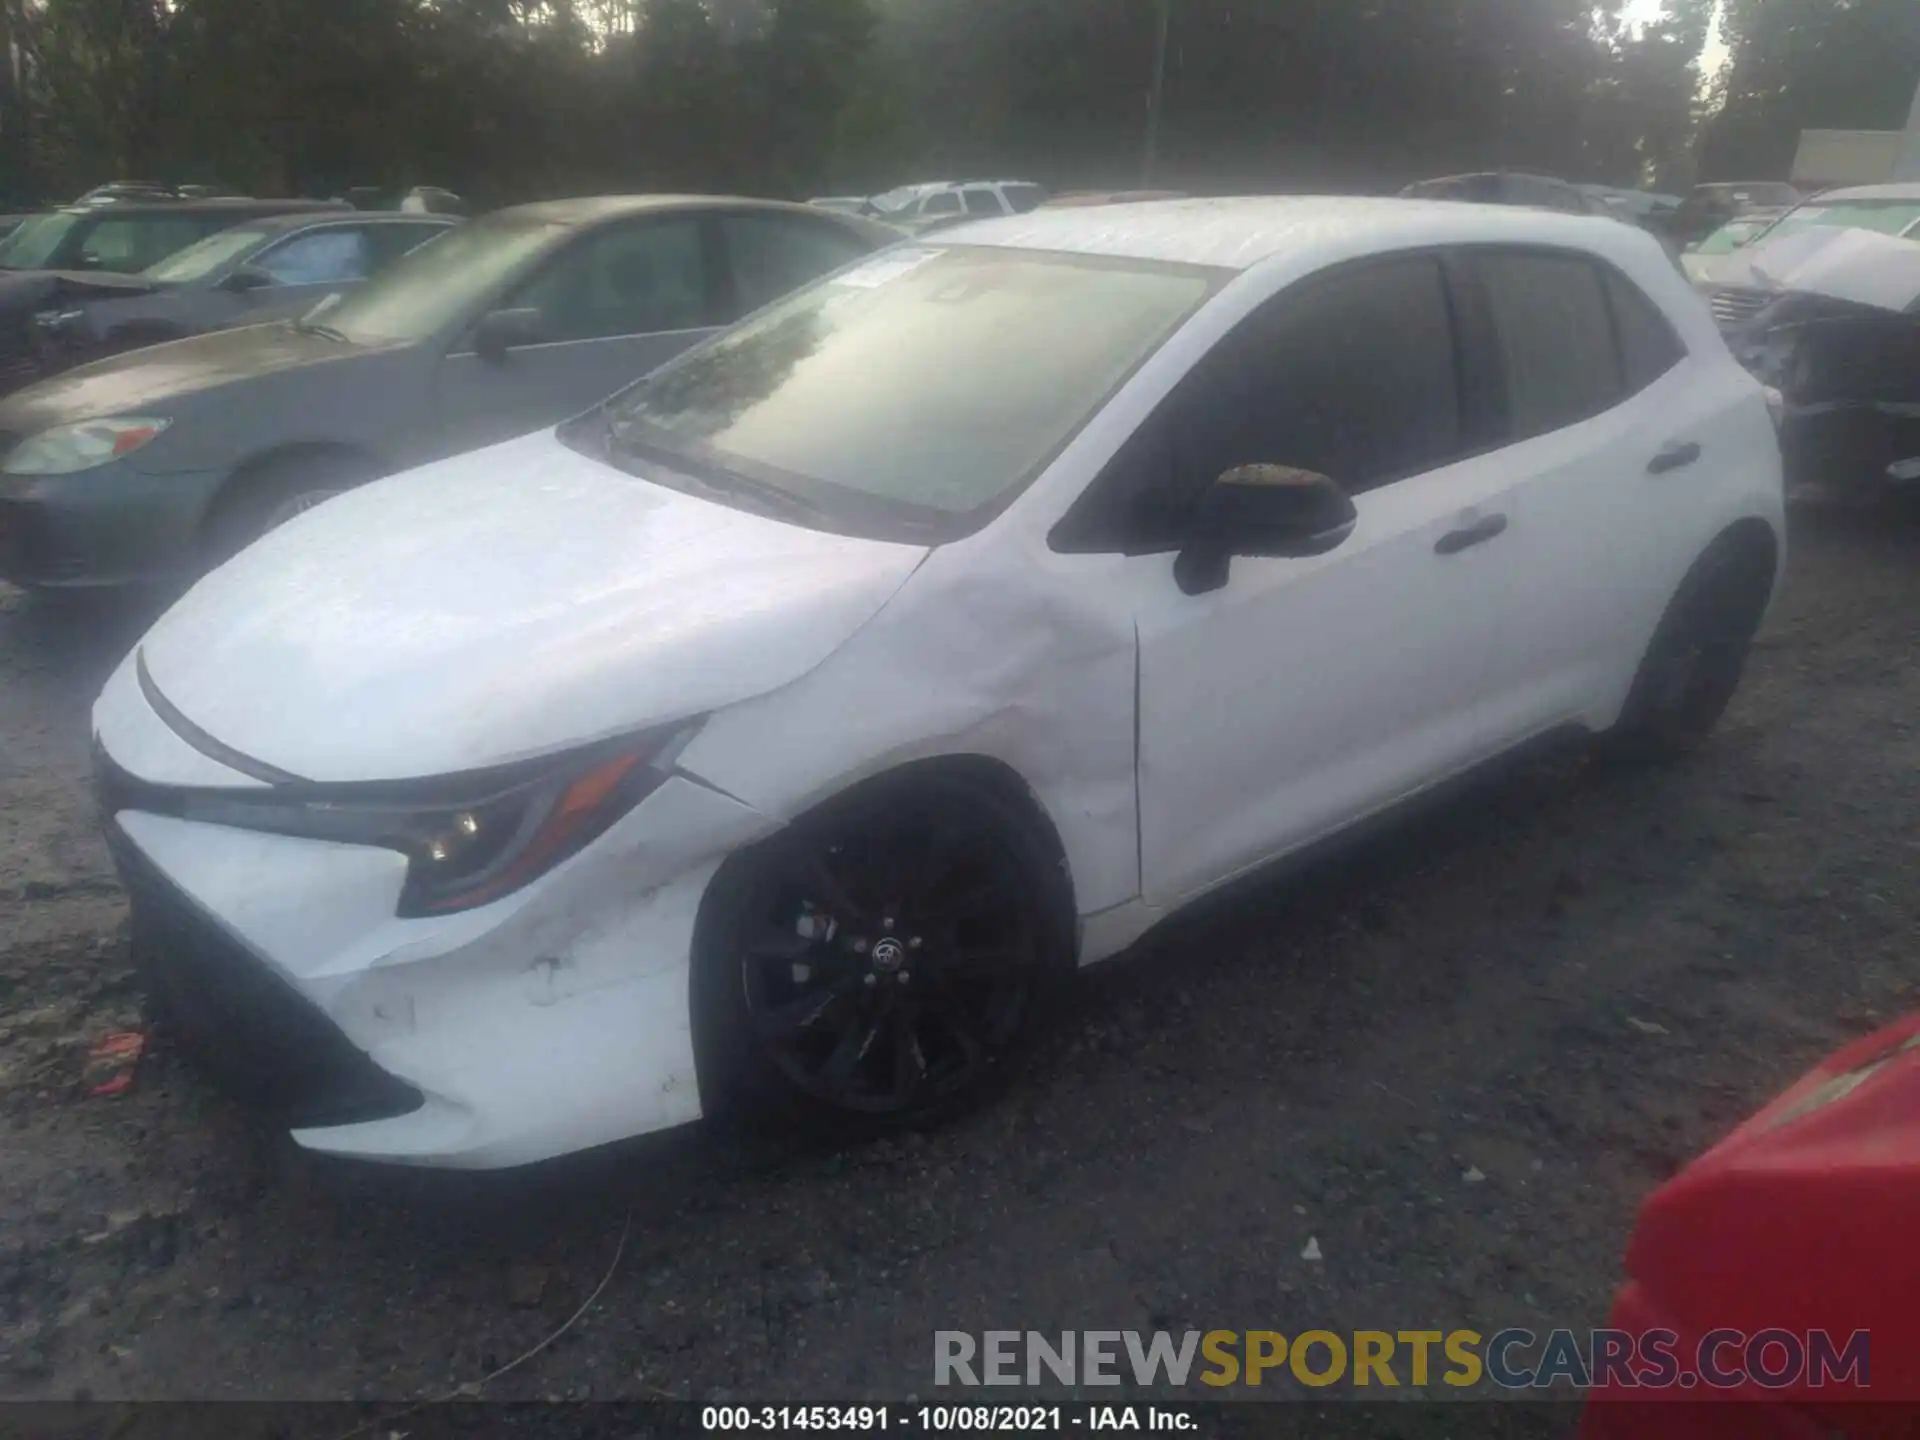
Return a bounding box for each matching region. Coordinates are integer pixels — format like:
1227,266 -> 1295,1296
934,1329 -> 1871,1391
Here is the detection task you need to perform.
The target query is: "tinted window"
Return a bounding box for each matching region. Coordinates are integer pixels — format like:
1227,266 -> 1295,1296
922,192 -> 963,218
255,227 -> 372,285
78,215 -> 211,272
1603,268 -> 1685,394
366,222 -> 454,268
1476,251 -> 1622,439
0,212 -> 83,268
961,188 -> 1003,218
328,217 -> 564,345
1003,184 -> 1047,214
721,213 -> 872,317
510,218 -> 708,342
1178,256 -> 1463,500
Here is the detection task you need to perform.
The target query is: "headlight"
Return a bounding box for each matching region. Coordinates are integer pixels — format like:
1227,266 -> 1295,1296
176,725 -> 696,917
2,417 -> 171,476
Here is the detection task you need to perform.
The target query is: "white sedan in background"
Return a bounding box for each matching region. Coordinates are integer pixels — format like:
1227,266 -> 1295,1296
92,198 -> 1784,1168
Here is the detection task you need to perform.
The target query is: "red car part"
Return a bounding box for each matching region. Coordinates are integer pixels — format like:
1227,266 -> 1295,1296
1582,1012 -> 1920,1437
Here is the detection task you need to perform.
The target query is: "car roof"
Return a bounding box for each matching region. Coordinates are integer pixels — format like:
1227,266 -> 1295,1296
938,195 -> 1640,273
49,197 -> 348,219
1800,182 -> 1920,204
490,194 -> 860,227
231,210 -> 462,238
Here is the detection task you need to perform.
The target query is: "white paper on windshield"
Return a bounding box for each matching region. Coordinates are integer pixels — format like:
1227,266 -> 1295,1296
833,247 -> 943,290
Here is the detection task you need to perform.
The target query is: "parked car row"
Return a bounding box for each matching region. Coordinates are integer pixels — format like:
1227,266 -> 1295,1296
47,190 -> 1785,1169
809,179 -> 1049,234
0,196 -> 897,586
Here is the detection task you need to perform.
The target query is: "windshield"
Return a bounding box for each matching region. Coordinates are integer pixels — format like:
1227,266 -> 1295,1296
317,216 -> 566,344
0,213 -> 83,269
589,244 -> 1221,539
142,227 -> 268,284
1692,217 -> 1777,256
1750,198 -> 1920,249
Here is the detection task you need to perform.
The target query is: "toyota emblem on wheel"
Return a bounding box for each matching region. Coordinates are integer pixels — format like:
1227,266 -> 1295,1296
870,937 -> 906,973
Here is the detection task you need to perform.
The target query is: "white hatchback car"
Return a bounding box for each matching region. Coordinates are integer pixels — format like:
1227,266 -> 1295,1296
92,198 -> 1784,1168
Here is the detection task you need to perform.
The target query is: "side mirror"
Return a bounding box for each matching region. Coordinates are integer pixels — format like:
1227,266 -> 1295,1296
1173,465 -> 1358,597
472,306 -> 543,363
224,264 -> 275,293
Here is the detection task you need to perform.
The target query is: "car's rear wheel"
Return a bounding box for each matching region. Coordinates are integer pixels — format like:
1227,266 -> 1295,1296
694,773 -> 1074,1134
1605,532 -> 1775,761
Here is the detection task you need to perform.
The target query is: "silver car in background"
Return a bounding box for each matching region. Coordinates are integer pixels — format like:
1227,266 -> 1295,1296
0,195 -> 897,589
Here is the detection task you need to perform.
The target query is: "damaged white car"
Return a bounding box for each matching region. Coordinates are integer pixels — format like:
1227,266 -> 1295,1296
93,199 -> 1785,1168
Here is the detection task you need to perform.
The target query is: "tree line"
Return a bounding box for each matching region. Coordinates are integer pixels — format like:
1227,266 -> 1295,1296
0,0 -> 1913,210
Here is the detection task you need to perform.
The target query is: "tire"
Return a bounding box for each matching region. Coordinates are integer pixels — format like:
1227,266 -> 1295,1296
202,451 -> 374,568
1603,534 -> 1775,762
692,771 -> 1076,1137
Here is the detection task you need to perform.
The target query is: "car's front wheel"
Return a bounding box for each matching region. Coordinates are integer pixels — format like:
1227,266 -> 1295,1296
693,771 -> 1074,1134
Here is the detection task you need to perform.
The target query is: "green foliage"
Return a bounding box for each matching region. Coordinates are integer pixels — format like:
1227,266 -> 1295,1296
1,0 -> 1906,207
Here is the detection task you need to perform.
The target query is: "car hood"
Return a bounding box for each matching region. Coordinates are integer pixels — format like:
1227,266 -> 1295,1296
0,320 -> 396,434
128,430 -> 931,783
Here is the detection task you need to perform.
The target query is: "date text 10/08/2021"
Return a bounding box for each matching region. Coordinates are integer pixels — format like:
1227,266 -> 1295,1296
703,1407 -> 1194,1432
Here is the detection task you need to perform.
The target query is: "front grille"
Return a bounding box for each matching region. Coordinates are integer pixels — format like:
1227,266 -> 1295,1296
1709,286 -> 1773,329
101,795 -> 423,1130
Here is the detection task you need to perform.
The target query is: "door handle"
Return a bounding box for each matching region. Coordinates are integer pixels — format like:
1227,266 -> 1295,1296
1648,441 -> 1702,474
1434,513 -> 1509,555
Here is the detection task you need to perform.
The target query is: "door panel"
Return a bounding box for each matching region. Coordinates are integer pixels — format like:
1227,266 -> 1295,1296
1463,249 -> 1723,739
1125,254 -> 1519,905
1136,462 -> 1515,906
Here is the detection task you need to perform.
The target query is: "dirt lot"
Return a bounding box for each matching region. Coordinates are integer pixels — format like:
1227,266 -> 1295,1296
1,497 -> 1916,1423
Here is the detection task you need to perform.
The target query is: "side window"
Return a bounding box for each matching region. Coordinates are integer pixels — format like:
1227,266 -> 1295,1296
1002,184 -> 1047,214
80,217 -> 208,272
366,223 -> 453,270
961,187 -> 1003,218
1053,257 -> 1463,554
922,192 -> 963,219
720,213 -> 872,317
507,218 -> 708,343
1602,267 -> 1686,394
1475,250 -> 1623,439
1178,256 -> 1463,500
254,228 -> 373,286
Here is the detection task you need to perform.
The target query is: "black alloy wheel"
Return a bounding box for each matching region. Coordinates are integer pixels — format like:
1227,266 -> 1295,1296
699,778 -> 1069,1129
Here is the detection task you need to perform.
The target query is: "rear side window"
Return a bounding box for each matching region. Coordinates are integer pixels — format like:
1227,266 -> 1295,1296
1603,268 -> 1686,394
961,188 -> 1003,218
1475,251 -> 1623,439
1003,184 -> 1047,214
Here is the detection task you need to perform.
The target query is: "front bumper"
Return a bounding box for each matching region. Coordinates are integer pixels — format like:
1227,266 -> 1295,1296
0,462 -> 225,587
93,663 -> 778,1167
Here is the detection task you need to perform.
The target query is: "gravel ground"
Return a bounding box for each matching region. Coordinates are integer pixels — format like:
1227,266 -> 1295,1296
1,496 -> 1916,1427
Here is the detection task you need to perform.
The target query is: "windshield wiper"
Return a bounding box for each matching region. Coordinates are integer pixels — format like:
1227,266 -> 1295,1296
292,317 -> 350,342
